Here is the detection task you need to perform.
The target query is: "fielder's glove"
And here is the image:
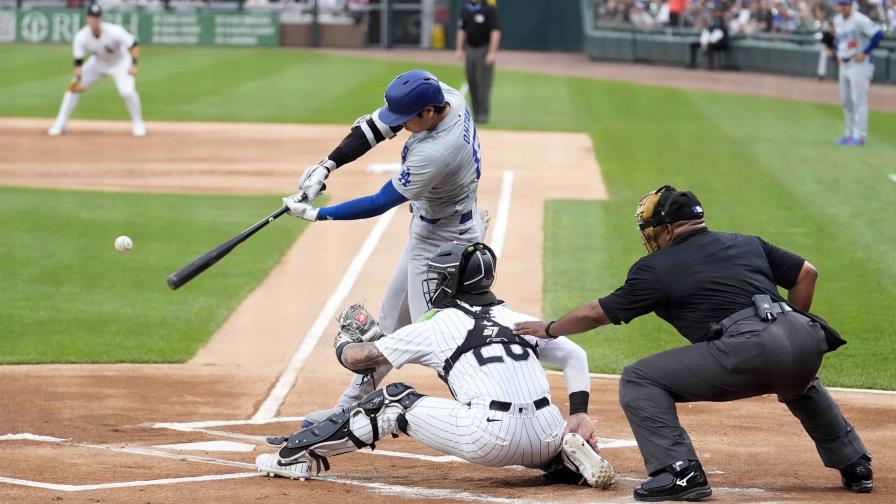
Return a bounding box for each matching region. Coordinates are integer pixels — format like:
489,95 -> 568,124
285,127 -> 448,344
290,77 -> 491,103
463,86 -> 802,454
68,77 -> 85,93
334,303 -> 383,375
297,159 -> 335,203
282,194 -> 319,221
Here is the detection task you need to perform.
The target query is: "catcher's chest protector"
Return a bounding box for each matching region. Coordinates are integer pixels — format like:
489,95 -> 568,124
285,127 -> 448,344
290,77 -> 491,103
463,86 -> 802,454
441,305 -> 539,380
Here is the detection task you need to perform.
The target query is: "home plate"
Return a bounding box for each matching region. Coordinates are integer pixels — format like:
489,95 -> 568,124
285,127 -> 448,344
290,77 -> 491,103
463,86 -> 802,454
153,441 -> 256,452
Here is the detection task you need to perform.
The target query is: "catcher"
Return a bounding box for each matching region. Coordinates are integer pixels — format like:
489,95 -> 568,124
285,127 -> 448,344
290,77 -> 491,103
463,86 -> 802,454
256,242 -> 614,488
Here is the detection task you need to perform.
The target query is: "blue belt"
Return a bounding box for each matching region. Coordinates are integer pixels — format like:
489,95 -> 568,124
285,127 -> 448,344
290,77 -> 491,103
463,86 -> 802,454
419,209 -> 474,225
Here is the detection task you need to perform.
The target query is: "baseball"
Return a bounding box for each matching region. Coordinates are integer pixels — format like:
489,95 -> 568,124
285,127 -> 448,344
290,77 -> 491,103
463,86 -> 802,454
114,235 -> 133,253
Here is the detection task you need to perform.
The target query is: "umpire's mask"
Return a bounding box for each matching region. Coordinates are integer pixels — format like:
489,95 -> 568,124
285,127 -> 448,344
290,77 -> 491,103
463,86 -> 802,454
422,242 -> 498,309
636,185 -> 704,254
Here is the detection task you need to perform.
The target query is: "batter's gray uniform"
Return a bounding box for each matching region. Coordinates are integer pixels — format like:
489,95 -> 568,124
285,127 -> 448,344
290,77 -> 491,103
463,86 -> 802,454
336,83 -> 487,408
833,10 -> 880,141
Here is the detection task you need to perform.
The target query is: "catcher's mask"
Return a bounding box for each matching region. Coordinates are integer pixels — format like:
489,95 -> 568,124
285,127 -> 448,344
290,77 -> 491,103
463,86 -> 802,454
422,242 -> 498,309
636,185 -> 704,254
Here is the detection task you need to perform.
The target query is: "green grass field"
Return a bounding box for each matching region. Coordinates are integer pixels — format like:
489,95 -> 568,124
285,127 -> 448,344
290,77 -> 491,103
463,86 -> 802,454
0,187 -> 316,363
2,45 -> 894,387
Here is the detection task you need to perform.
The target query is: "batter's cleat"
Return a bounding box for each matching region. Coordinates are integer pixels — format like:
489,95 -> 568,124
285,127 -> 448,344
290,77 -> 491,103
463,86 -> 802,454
840,455 -> 873,493
132,124 -> 146,137
846,137 -> 865,146
633,460 -> 712,502
255,453 -> 312,480
834,135 -> 853,145
47,126 -> 64,136
560,433 -> 615,489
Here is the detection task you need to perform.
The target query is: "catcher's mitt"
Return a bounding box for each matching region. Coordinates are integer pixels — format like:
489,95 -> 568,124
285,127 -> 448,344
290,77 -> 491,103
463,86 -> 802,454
334,303 -> 383,376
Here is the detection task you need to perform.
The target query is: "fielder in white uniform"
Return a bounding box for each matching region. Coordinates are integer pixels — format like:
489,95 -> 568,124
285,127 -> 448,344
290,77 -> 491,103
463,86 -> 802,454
831,0 -> 884,146
257,242 -> 614,488
48,4 -> 145,137
282,70 -> 488,413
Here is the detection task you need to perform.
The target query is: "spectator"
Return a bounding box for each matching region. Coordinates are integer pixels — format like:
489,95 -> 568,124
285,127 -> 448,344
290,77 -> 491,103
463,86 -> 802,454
630,1 -> 658,27
669,0 -> 686,25
688,8 -> 729,68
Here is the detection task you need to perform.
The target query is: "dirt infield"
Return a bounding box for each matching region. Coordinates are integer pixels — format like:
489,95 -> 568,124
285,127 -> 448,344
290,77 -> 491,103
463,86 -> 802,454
1,118 -> 893,504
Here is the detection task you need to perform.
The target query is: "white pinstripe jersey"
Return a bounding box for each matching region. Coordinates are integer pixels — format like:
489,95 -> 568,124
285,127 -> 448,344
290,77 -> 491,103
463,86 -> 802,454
73,23 -> 135,65
375,303 -> 557,404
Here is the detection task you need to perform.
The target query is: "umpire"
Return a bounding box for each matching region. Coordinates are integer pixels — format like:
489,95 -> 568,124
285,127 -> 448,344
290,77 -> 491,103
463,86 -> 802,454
454,0 -> 500,124
515,185 -> 872,501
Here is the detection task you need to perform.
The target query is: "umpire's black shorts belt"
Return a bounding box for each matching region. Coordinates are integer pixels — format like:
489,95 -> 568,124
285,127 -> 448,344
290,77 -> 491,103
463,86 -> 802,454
489,396 -> 550,413
419,209 -> 474,225
719,302 -> 792,331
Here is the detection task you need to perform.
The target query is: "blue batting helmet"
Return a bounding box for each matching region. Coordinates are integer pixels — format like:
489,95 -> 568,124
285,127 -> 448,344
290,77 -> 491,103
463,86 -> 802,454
376,70 -> 446,127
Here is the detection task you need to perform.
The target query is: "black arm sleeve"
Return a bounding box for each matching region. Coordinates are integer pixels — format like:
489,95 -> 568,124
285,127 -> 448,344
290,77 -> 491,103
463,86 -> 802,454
598,259 -> 665,325
327,113 -> 403,168
758,237 -> 805,289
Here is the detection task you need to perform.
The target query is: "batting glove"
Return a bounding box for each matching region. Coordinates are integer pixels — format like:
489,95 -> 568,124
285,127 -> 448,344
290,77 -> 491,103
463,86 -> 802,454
282,195 -> 319,222
297,159 -> 335,203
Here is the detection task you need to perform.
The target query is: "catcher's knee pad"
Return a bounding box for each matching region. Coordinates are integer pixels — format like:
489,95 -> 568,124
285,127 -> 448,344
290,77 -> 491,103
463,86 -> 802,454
384,382 -> 425,434
277,383 -> 425,470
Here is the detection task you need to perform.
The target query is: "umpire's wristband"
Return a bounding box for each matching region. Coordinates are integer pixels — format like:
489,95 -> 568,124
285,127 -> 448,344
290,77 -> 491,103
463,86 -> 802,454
569,391 -> 590,416
544,320 -> 558,339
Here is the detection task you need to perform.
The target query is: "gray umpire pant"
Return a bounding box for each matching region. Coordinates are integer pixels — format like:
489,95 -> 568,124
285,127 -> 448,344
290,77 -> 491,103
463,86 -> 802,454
465,44 -> 495,123
619,312 -> 869,475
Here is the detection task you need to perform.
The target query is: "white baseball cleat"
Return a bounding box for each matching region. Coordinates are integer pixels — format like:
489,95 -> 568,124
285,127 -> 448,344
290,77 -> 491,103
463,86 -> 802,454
47,126 -> 64,136
561,433 -> 615,489
255,453 -> 312,481
132,124 -> 146,137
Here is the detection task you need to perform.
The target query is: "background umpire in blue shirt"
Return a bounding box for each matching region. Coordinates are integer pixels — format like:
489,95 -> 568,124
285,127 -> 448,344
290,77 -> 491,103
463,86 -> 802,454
515,185 -> 872,502
454,0 -> 501,124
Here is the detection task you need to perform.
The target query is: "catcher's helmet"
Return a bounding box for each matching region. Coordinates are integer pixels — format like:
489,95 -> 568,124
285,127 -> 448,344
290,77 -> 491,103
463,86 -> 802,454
376,70 -> 446,127
422,242 -> 498,309
636,185 -> 704,254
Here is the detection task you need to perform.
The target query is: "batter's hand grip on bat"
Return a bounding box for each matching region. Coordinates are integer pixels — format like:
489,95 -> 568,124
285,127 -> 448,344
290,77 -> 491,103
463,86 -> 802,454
167,206 -> 289,290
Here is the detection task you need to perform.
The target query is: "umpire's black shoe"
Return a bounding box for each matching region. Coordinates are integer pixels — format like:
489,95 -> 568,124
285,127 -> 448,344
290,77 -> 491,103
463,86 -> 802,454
841,455 -> 873,493
633,460 -> 712,502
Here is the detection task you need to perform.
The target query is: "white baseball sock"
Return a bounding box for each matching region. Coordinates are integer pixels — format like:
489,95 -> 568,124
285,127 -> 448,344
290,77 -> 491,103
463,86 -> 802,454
52,91 -> 80,131
122,92 -> 144,129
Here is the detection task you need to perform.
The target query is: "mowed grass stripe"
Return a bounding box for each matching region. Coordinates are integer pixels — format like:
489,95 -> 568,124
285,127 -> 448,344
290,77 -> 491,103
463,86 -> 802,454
2,45 -> 894,387
0,187 -> 315,363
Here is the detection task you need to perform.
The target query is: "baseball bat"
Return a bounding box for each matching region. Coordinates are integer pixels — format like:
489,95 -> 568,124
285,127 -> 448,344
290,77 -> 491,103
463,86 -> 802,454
166,205 -> 289,290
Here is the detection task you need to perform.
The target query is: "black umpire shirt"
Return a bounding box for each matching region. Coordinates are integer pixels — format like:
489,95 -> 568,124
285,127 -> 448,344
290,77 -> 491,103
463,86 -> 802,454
599,228 -> 805,343
459,2 -> 499,48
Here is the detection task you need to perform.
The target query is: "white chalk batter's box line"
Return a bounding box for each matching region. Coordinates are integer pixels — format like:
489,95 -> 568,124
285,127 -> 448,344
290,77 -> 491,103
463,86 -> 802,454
0,431 -> 769,502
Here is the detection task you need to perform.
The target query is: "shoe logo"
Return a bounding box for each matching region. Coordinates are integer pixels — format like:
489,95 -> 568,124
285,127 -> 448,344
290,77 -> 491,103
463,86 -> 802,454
675,471 -> 696,487
459,227 -> 470,236
486,417 -> 501,422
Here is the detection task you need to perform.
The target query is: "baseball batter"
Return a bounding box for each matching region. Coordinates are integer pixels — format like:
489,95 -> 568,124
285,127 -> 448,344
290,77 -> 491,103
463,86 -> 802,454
282,70 -> 488,415
831,0 -> 884,146
48,4 -> 145,137
256,242 -> 614,488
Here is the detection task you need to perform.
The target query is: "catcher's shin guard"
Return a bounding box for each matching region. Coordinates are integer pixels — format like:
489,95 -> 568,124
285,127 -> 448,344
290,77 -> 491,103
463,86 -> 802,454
277,383 -> 425,472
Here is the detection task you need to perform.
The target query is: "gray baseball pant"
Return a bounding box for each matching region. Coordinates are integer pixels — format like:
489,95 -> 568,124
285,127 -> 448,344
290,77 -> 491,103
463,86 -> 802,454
335,208 -> 486,408
465,45 -> 495,123
839,60 -> 874,139
618,312 -> 869,475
